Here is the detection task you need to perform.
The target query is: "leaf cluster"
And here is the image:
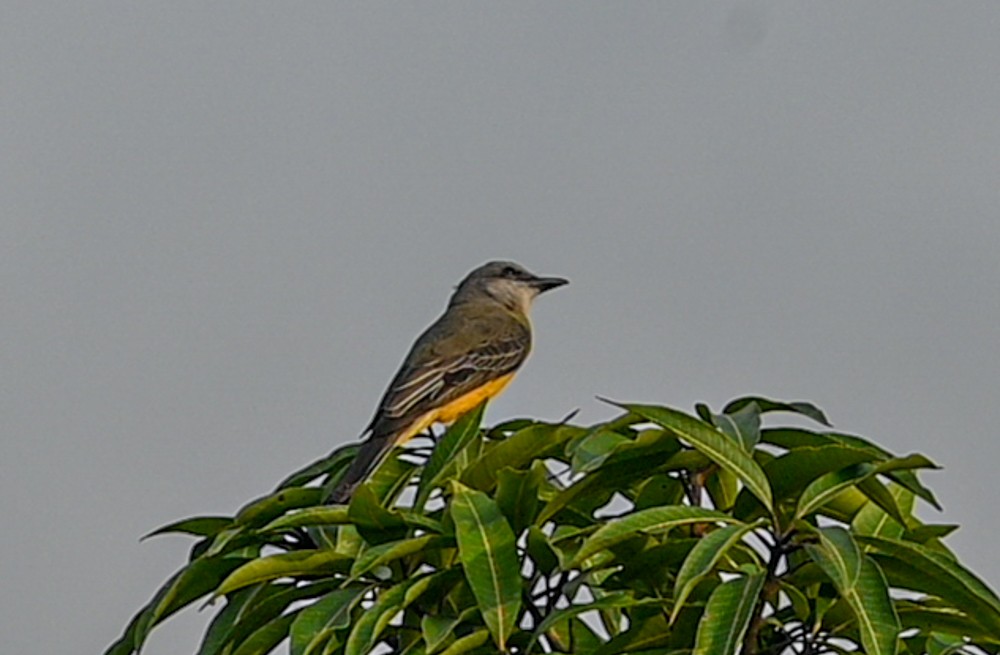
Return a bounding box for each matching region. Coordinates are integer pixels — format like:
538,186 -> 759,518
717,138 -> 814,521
106,397 -> 1000,655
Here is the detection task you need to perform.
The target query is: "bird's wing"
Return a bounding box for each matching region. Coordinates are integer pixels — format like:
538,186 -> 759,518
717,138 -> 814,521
376,316 -> 530,423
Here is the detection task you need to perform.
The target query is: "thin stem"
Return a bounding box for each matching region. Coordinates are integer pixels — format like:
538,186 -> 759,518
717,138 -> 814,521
742,530 -> 795,655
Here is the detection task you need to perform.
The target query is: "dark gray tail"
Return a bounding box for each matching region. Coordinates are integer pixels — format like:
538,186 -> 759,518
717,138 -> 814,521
327,431 -> 396,504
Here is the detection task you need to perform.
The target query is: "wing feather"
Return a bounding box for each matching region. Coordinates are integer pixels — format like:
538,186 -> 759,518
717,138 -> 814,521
379,328 -> 529,421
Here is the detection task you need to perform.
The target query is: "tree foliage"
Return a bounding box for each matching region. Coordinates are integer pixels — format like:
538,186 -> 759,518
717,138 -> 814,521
106,397 -> 1000,654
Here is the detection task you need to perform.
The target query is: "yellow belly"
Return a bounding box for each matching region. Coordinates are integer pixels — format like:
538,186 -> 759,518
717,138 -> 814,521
397,372 -> 516,444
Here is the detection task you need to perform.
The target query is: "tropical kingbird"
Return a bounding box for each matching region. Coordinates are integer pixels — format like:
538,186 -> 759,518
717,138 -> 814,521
328,260 -> 567,503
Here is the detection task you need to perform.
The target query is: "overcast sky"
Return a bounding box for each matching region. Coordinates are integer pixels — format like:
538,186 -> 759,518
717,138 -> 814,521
3,4 -> 999,654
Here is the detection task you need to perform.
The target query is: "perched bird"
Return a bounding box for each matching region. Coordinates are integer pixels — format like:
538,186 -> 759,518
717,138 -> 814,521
328,260 -> 567,503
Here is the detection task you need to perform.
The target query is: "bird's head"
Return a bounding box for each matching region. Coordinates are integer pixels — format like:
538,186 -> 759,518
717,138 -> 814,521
450,260 -> 568,313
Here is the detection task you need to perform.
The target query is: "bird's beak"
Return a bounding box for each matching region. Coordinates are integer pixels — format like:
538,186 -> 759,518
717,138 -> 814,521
531,276 -> 569,293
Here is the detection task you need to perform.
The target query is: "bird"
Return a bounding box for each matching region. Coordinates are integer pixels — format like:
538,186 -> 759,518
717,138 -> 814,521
328,260 -> 568,503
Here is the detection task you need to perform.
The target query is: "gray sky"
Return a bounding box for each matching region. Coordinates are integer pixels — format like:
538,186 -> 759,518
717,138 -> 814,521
3,4 -> 999,653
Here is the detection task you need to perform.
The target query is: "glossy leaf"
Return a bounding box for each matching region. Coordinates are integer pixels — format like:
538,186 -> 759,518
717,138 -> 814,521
672,520 -> 764,622
195,586 -> 263,655
207,582 -> 338,655
449,481 -> 521,651
806,526 -> 863,591
570,428 -> 632,472
215,551 -> 350,596
592,614 -> 672,655
420,607 -> 478,654
437,628 -> 489,655
766,444 -> 881,501
494,460 -> 546,534
808,529 -> 899,654
235,488 -> 325,528
692,572 -> 765,655
843,558 -> 901,655
277,444 -> 359,490
230,611 -> 299,655
795,463 -> 875,521
722,396 -> 831,426
415,401 -> 485,508
861,536 -> 1000,633
349,534 -> 440,579
347,485 -> 408,543
528,593 -> 654,650
143,556 -> 251,640
461,423 -> 584,490
142,516 -> 233,540
853,483 -> 914,539
711,401 -> 762,451
536,444 -> 677,525
343,578 -> 416,655
289,586 -> 368,655
610,401 -> 774,512
259,506 -> 350,533
572,506 -> 737,567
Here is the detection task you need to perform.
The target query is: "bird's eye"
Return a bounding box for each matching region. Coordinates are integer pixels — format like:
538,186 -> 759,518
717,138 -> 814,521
502,266 -> 519,278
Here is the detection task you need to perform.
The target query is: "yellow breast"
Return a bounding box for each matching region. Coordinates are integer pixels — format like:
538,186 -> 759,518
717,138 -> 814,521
397,372 -> 517,444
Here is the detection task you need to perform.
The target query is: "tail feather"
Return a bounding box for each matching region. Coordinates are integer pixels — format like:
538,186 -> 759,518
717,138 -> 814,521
326,430 -> 397,504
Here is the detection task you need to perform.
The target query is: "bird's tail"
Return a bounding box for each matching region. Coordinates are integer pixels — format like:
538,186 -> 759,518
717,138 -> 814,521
326,429 -> 399,504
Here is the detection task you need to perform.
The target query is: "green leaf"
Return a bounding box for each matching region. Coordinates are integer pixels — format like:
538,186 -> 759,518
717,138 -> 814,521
704,468 -> 740,511
230,610 -> 298,655
525,526 -> 559,575
415,401 -> 486,508
807,529 -> 899,654
672,521 -> 764,622
259,506 -> 351,532
208,582 -> 338,655
766,444 -> 882,501
343,578 -> 416,655
449,481 -> 522,651
861,536 -> 1000,633
896,600 -> 1000,645
461,423 -> 584,490
609,401 -> 774,512
347,485 -> 408,544
196,585 -> 265,655
420,608 -> 478,654
904,523 -> 959,544
235,488 -> 325,528
528,593 -> 656,651
692,572 -> 766,655
853,483 -> 914,539
887,468 -> 942,511
570,428 -> 633,472
805,526 -> 863,591
145,556 -> 252,637
103,604 -> 153,655
722,396 -> 831,426
355,455 -> 419,505
215,551 -> 350,596
142,516 -> 233,540
592,614 -> 672,655
277,444 -> 360,490
843,558 -> 900,655
349,534 -> 441,579
571,506 -> 738,567
536,430 -> 682,525
494,461 -> 546,534
290,586 -> 368,655
762,428 -> 886,455
795,463 -> 875,521
437,628 -> 490,655
711,401 -> 762,451
857,477 -> 908,529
